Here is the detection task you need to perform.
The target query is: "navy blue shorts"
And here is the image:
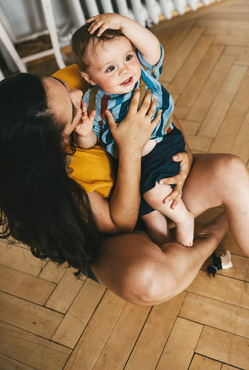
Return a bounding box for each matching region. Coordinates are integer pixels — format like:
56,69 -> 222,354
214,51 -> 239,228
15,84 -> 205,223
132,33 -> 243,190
139,127 -> 185,216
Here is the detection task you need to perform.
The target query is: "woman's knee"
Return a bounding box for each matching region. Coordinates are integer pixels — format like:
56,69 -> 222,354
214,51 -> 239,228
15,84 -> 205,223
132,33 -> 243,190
216,154 -> 248,189
95,233 -> 178,306
228,154 -> 248,177
121,257 -> 177,306
220,153 -> 245,172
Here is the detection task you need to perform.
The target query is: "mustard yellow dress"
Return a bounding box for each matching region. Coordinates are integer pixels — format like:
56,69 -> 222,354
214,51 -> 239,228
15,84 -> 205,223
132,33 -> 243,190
69,144 -> 114,198
53,65 -> 114,198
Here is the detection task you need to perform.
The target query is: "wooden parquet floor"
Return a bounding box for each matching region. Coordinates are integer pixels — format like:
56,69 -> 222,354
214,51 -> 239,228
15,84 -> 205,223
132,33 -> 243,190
1,0 -> 249,369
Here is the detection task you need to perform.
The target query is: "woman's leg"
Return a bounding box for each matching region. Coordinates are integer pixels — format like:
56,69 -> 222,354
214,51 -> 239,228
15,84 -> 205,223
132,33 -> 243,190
92,212 -> 228,306
142,210 -> 171,246
183,153 -> 249,256
92,153 -> 249,305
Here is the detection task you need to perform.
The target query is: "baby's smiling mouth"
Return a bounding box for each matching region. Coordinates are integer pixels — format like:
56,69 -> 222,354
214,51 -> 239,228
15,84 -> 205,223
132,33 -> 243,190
120,77 -> 133,86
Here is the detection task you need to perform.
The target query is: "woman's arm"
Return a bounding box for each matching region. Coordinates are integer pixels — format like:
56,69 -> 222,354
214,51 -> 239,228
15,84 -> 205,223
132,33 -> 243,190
88,89 -> 161,234
159,115 -> 194,209
87,13 -> 161,66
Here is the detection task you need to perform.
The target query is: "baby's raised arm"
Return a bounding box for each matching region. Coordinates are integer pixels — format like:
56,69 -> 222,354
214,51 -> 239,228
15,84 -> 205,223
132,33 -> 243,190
87,13 -> 161,66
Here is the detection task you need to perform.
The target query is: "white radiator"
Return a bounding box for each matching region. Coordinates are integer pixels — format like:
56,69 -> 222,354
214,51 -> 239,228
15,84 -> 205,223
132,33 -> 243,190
69,0 -> 222,28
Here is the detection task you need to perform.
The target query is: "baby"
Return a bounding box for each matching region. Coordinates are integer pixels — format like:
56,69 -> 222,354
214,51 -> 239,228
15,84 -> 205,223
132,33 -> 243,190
71,13 -> 194,246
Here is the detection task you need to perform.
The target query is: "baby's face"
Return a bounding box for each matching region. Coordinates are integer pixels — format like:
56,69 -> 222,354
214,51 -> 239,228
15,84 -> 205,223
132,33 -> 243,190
83,36 -> 141,94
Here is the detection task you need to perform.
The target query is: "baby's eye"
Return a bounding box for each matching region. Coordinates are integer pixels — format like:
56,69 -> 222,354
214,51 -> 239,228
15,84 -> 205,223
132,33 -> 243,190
106,66 -> 115,73
126,54 -> 133,61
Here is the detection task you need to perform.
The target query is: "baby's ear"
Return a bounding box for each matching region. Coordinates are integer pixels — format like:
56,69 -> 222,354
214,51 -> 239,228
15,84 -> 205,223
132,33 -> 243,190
80,71 -> 96,85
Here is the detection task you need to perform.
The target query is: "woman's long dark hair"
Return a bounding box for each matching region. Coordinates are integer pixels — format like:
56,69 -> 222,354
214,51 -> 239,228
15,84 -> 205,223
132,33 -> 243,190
0,73 -> 101,275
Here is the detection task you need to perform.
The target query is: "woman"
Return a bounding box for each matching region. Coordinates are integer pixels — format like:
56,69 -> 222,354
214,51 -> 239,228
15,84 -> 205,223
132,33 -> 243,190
0,73 -> 248,306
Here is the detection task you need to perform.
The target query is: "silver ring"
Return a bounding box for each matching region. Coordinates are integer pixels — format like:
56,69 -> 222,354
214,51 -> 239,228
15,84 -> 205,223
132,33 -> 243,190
147,113 -> 153,120
180,190 -> 183,194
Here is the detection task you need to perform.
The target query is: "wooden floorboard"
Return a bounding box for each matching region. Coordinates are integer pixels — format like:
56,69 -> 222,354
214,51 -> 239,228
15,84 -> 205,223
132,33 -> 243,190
0,0 -> 249,368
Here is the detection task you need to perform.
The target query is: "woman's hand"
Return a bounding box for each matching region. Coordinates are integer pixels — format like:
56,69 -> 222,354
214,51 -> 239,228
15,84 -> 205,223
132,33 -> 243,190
159,151 -> 193,209
106,88 -> 161,157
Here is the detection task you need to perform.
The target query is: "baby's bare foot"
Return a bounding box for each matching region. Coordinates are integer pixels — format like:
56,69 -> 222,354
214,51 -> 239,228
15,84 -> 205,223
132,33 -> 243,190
175,213 -> 195,247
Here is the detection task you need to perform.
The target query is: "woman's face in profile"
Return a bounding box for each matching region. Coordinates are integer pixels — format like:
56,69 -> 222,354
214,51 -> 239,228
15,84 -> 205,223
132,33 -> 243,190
43,77 -> 84,143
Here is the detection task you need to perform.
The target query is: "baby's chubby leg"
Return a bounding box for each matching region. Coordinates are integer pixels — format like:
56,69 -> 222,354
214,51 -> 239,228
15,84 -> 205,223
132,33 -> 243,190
143,183 -> 194,247
142,210 -> 171,246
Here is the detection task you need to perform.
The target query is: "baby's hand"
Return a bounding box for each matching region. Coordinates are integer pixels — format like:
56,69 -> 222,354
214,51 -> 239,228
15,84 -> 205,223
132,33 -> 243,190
74,101 -> 96,137
87,13 -> 126,37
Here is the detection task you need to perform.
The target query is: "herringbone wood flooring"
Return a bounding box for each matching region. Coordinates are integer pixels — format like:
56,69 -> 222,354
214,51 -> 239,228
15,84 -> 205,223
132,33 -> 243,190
1,0 -> 249,369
